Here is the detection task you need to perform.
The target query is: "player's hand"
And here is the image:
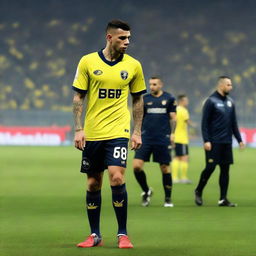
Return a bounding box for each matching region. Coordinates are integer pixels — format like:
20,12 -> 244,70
74,130 -> 86,151
204,142 -> 211,151
131,133 -> 142,150
239,142 -> 245,150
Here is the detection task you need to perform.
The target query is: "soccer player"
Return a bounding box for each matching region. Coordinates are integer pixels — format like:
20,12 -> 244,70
172,94 -> 194,184
72,20 -> 146,248
133,76 -> 177,207
194,76 -> 244,207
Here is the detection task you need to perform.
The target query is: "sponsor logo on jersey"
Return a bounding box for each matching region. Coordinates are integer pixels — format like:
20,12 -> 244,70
147,108 -> 167,114
113,200 -> 124,207
120,70 -> 128,80
227,100 -> 232,107
146,102 -> 153,105
217,103 -> 224,107
162,100 -> 167,105
93,69 -> 103,75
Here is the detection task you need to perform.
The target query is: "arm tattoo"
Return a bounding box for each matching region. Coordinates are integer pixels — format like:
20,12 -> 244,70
72,92 -> 85,131
132,95 -> 144,135
170,119 -> 176,134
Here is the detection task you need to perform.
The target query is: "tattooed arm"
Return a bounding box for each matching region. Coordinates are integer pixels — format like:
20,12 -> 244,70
169,112 -> 177,145
73,91 -> 86,150
131,94 -> 144,150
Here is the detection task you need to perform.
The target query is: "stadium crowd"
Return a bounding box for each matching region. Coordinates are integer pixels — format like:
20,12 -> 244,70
0,0 -> 255,124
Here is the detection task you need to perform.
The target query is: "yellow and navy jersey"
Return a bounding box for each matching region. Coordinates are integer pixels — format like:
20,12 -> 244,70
174,105 -> 189,144
72,50 -> 146,141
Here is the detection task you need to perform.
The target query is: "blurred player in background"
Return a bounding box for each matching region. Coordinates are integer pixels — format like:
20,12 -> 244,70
133,77 -> 176,207
172,94 -> 195,184
194,76 -> 244,207
72,20 -> 146,248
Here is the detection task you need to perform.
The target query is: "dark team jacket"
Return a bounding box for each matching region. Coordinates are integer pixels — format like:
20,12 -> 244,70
201,91 -> 242,144
141,91 -> 176,145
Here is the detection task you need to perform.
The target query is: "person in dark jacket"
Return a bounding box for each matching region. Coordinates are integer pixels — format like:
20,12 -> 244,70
194,76 -> 245,207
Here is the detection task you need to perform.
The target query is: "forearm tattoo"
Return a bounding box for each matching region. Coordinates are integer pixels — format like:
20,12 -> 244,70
170,119 -> 176,134
72,93 -> 85,131
132,95 -> 144,135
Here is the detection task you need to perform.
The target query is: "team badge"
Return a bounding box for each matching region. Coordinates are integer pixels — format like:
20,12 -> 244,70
87,203 -> 98,210
162,100 -> 167,105
113,200 -> 124,207
93,70 -> 103,75
120,70 -> 128,80
227,100 -> 232,107
82,157 -> 91,170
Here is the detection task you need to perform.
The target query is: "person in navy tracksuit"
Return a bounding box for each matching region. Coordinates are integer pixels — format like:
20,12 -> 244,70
194,76 -> 245,207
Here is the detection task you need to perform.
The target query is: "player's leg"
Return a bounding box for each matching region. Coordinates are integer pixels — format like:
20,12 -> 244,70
194,161 -> 216,206
219,163 -> 230,200
180,153 -> 191,184
160,164 -> 174,207
86,173 -> 104,235
108,166 -> 128,234
194,144 -> 218,206
106,138 -> 133,248
108,166 -> 133,248
133,144 -> 153,206
153,144 -> 173,206
172,143 -> 182,183
133,158 -> 148,192
218,144 -> 236,207
172,157 -> 181,183
77,141 -> 105,248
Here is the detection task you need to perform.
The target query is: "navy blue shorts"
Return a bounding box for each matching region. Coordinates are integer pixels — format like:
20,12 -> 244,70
80,138 -> 128,174
205,143 -> 233,165
134,143 -> 171,165
175,143 -> 189,156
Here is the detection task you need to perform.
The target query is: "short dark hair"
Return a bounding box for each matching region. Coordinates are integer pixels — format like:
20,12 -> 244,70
218,75 -> 231,81
150,76 -> 162,81
106,19 -> 131,32
178,94 -> 187,101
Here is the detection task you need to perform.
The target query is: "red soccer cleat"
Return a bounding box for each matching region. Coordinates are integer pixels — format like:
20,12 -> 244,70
118,235 -> 134,249
77,233 -> 103,248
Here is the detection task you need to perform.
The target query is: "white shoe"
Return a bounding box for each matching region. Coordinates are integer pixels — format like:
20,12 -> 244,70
141,188 -> 153,207
180,179 -> 192,184
164,199 -> 174,207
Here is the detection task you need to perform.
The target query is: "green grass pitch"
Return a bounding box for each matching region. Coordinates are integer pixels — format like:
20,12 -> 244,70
1,146 -> 255,256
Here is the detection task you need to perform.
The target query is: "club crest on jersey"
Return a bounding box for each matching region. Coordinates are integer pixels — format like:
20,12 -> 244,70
120,70 -> 128,80
227,100 -> 232,107
93,70 -> 103,75
162,100 -> 167,105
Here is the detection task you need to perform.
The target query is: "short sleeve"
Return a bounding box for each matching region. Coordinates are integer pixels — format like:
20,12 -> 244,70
167,97 -> 177,113
72,56 -> 89,93
129,61 -> 147,95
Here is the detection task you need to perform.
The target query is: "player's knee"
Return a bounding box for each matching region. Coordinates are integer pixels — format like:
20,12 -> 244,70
110,173 -> 124,186
87,180 -> 102,192
160,164 -> 170,174
133,166 -> 142,172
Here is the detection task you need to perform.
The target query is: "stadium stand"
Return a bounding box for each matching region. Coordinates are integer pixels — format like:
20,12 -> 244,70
0,0 -> 255,127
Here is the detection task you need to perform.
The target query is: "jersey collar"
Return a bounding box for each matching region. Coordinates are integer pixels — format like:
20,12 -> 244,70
98,49 -> 124,66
